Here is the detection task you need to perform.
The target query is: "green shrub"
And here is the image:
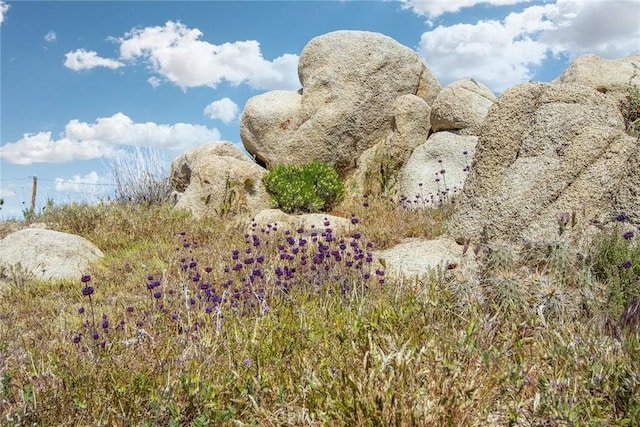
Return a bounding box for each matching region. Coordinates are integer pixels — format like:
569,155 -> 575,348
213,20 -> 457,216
262,161 -> 345,213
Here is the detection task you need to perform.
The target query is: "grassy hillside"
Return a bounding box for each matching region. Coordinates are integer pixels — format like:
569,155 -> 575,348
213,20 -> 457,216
0,197 -> 638,425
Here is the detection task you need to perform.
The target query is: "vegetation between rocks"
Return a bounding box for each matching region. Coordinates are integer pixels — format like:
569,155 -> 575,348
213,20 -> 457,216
263,161 -> 345,214
623,62 -> 640,139
0,196 -> 639,425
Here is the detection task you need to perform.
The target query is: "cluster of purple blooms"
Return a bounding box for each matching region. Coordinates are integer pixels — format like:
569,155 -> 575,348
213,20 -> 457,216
73,273 -> 139,349
72,216 -> 384,346
615,212 -> 640,271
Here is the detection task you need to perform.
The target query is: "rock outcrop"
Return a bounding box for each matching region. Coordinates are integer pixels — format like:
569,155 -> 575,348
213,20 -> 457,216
430,79 -> 496,135
448,81 -> 638,244
170,142 -> 271,218
0,228 -> 104,280
240,30 -> 441,175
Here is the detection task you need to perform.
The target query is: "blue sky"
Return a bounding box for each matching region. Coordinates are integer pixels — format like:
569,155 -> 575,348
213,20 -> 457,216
1,0 -> 639,219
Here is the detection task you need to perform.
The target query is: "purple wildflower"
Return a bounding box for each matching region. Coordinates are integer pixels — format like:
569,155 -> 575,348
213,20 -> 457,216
616,213 -> 629,221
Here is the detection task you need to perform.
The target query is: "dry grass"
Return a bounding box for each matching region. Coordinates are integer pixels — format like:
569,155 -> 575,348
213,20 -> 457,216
0,199 -> 638,425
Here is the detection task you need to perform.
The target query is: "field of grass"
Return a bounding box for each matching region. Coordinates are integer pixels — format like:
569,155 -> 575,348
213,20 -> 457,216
0,197 -> 639,426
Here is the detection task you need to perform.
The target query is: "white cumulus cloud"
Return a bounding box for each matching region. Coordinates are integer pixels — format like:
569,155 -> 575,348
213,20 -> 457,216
118,21 -> 300,90
44,30 -> 57,42
0,1 -> 9,27
540,0 -> 640,58
0,131 -> 121,165
0,113 -> 221,165
55,171 -> 105,194
64,49 -> 124,71
203,98 -> 240,124
400,0 -> 532,19
416,0 -> 640,93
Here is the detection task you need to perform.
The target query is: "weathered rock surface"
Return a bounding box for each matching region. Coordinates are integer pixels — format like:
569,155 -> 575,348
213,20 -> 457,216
240,30 -> 441,175
0,228 -> 104,280
170,142 -> 271,218
448,82 -> 638,244
553,53 -> 640,106
375,237 -> 474,280
350,95 -> 432,195
170,141 -> 253,192
388,94 -> 432,166
430,79 -> 496,135
239,91 -> 303,168
397,132 -> 477,206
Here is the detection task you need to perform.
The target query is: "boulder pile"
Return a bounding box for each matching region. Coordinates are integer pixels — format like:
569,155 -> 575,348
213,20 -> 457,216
166,32 -> 640,280
3,31 -> 638,285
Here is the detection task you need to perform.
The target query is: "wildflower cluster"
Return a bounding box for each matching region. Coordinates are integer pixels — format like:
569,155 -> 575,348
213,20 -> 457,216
591,212 -> 640,324
71,216 -> 383,349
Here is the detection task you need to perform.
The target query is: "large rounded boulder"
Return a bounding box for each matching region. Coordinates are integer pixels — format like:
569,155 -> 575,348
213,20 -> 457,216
240,30 -> 441,175
0,228 -> 104,280
430,79 -> 496,135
